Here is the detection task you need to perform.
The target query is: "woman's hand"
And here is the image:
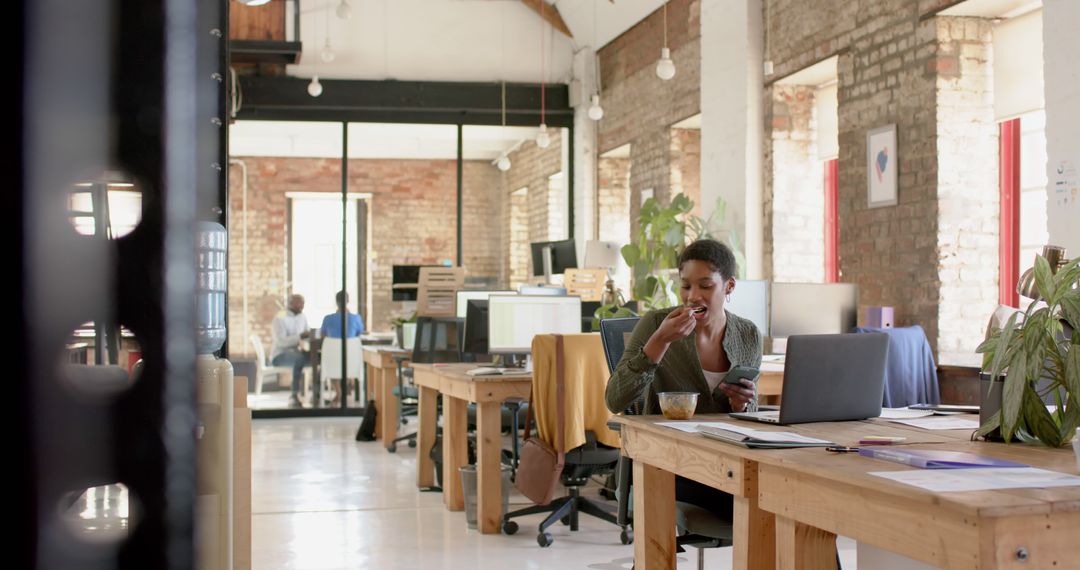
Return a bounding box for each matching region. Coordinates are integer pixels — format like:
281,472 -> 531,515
719,378 -> 755,412
642,307 -> 696,363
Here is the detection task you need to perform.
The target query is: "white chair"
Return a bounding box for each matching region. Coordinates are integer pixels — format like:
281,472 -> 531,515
249,334 -> 293,395
319,337 -> 363,402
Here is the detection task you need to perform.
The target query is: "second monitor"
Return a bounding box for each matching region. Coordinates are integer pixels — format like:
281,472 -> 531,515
488,294 -> 582,354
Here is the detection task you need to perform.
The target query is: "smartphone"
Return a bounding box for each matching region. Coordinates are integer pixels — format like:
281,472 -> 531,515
722,365 -> 760,385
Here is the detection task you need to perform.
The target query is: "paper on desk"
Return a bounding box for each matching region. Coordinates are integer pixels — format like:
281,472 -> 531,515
871,467 -> 1080,492
879,407 -> 934,419
888,416 -> 981,430
659,421 -> 831,444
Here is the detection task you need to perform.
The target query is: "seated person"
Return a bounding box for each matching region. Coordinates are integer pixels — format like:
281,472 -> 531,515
271,293 -> 311,408
605,239 -> 761,520
320,290 -> 365,338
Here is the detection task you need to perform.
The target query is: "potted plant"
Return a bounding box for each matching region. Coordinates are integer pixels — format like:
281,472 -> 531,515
619,194 -> 744,311
392,312 -> 417,349
976,251 -> 1080,447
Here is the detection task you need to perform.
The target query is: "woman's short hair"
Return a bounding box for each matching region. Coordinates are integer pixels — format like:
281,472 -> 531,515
678,239 -> 737,280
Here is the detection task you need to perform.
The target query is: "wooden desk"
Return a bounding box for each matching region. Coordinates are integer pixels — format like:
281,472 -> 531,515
361,345 -> 409,443
411,363 -> 532,534
615,415 -> 1080,569
757,364 -> 783,405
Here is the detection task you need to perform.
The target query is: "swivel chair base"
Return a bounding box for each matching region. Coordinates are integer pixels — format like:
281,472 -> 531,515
501,485 -> 620,547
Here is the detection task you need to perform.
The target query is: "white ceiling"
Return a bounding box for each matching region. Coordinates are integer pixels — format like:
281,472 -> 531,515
939,0 -> 1041,18
283,0 -> 667,83
229,120 -> 547,159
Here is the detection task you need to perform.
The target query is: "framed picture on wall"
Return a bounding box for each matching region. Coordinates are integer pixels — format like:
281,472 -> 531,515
866,124 -> 898,208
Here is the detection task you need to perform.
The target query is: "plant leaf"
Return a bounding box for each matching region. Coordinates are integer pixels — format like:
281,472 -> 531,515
1001,351 -> 1027,442
1066,342 -> 1080,407
1060,288 -> 1080,329
976,409 -> 1001,439
663,222 -> 684,248
989,312 -> 1020,380
621,244 -> 640,268
1023,387 -> 1064,447
1034,254 -> 1056,303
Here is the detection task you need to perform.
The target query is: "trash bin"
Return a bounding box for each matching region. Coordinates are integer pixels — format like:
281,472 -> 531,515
459,464 -> 512,529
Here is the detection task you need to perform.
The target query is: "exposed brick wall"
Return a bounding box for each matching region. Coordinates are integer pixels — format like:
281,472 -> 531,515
765,85 -> 825,283
933,17 -> 998,365
598,0 -> 701,218
763,0 -> 1000,361
598,156 -> 632,293
500,135 -> 564,284
508,188 -> 530,288
227,156 -> 502,356
669,128 -> 702,217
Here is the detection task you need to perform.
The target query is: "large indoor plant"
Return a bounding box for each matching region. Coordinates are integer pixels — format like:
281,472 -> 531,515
619,194 -> 744,310
976,252 -> 1080,447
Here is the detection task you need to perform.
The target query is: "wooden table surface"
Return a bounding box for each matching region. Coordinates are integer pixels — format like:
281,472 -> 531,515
615,414 -> 1080,570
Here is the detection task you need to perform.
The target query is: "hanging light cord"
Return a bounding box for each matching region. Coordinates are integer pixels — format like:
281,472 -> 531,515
540,0 -> 546,125
664,1 -> 668,48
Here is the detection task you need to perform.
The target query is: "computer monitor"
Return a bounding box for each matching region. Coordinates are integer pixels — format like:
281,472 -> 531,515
583,240 -> 622,274
487,295 -> 582,354
411,316 -> 464,364
462,299 -> 490,356
725,279 -> 769,335
770,282 -> 858,339
517,285 -> 567,296
455,289 -> 515,319
530,239 -> 577,280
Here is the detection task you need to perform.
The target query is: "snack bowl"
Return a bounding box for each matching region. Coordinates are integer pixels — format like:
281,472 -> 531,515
657,391 -> 699,420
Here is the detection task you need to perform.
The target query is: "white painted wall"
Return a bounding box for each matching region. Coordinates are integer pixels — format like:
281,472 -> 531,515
700,0 -> 764,278
571,47 -> 599,256
1042,0 -> 1080,254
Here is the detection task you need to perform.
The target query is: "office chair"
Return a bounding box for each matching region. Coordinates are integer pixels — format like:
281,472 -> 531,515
388,317 -> 462,453
319,337 -> 363,406
853,325 -> 940,407
600,317 -> 734,569
501,334 -> 622,547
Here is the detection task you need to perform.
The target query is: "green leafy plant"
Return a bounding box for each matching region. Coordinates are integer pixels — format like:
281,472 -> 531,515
975,254 -> 1080,447
620,194 -> 744,310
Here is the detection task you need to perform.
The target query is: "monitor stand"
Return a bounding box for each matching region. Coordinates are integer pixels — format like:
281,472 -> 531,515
493,353 -> 528,369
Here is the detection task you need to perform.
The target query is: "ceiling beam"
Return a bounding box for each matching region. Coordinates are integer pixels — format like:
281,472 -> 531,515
235,76 -> 574,127
520,0 -> 573,39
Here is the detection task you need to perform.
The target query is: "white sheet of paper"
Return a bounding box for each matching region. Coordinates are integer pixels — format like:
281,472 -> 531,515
871,467 -> 1080,492
880,407 -> 934,419
888,416 -> 981,430
657,421 -> 758,435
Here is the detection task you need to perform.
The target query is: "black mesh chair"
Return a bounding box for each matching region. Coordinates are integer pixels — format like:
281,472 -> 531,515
600,317 -> 734,569
388,317 -> 463,453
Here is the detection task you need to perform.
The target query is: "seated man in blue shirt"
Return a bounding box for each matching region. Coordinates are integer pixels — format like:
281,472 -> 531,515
321,290 -> 365,338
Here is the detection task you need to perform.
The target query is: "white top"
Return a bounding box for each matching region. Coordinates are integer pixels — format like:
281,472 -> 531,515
271,310 -> 309,359
702,369 -> 727,392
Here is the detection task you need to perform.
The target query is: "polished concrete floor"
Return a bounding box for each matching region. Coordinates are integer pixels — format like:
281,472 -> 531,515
250,417 -> 859,569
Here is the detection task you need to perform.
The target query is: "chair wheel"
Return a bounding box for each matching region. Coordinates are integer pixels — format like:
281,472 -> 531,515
401,418 -> 408,425
407,439 -> 417,448
620,528 -> 633,545
388,444 -> 397,453
502,520 -> 518,535
537,532 -> 553,547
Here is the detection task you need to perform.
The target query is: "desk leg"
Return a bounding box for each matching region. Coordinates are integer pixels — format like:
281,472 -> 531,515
775,515 -> 836,570
381,368 -> 399,449
733,494 -> 776,570
442,396 -> 467,511
632,461 -> 675,570
368,364 -> 382,440
476,401 -> 502,534
416,385 -> 438,488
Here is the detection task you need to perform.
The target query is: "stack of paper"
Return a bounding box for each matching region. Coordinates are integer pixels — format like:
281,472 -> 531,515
658,421 -> 833,448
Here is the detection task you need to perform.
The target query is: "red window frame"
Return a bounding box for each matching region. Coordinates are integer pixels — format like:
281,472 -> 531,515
824,158 -> 839,283
999,118 -> 1020,308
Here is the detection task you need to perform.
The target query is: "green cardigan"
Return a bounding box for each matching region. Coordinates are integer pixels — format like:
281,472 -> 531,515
605,308 -> 763,415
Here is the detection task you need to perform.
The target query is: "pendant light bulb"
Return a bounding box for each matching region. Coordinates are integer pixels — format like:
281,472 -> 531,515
307,75 -> 323,97
497,155 -> 511,171
240,0 -> 271,5
656,47 -> 676,81
536,124 -> 551,149
320,38 -> 336,63
587,94 -> 604,121
335,0 -> 352,21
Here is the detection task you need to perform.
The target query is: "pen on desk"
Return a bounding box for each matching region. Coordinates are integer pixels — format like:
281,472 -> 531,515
859,436 -> 906,445
825,446 -> 860,453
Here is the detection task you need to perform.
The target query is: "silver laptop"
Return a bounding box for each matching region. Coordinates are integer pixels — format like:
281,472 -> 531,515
730,333 -> 889,425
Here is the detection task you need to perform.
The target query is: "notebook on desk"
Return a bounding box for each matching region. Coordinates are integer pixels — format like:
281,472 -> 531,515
465,366 -> 530,377
730,333 -> 890,425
